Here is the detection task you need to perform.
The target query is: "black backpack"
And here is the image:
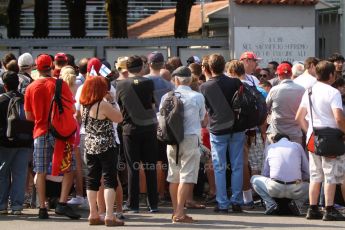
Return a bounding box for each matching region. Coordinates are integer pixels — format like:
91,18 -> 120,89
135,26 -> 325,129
231,82 -> 268,132
157,91 -> 184,164
5,93 -> 34,146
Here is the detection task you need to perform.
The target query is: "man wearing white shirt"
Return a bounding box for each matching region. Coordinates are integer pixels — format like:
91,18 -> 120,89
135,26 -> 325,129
251,134 -> 309,216
294,57 -> 320,90
296,60 -> 345,221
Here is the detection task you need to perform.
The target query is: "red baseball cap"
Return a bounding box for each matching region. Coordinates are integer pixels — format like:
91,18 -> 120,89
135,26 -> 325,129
276,63 -> 292,75
54,52 -> 67,62
240,51 -> 261,61
87,58 -> 102,75
36,54 -> 52,72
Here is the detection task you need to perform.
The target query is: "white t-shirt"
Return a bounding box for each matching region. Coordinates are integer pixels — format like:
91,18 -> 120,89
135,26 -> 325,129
294,71 -> 317,89
244,74 -> 260,86
299,81 -> 343,139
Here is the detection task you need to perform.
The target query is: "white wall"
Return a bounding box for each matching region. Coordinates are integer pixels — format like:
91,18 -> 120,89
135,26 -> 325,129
234,27 -> 315,66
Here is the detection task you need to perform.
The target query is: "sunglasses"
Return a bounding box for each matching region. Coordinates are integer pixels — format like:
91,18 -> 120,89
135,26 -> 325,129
259,74 -> 268,78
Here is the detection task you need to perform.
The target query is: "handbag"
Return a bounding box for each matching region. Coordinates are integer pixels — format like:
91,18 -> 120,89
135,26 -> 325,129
307,88 -> 345,157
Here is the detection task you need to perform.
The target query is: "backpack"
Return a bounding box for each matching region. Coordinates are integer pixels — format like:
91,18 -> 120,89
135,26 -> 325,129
48,79 -> 77,140
5,93 -> 34,146
157,91 -> 184,164
18,73 -> 32,95
231,81 -> 268,132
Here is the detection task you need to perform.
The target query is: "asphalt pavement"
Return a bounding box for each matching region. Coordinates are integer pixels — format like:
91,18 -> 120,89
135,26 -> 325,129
1,206 -> 345,230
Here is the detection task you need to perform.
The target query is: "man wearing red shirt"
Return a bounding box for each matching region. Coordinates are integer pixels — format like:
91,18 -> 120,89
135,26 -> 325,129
24,54 -> 80,220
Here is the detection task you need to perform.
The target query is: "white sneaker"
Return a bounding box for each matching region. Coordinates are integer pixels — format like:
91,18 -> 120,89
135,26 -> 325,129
78,199 -> 90,210
67,196 -> 84,205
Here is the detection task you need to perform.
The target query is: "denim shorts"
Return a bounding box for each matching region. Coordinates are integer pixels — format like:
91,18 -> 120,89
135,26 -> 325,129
33,133 -> 76,173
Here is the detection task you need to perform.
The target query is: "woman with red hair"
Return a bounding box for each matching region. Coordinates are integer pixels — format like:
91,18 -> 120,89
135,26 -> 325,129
80,76 -> 124,226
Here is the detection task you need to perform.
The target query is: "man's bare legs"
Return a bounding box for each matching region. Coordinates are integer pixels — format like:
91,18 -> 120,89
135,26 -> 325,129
36,173 -> 47,208
170,182 -> 193,218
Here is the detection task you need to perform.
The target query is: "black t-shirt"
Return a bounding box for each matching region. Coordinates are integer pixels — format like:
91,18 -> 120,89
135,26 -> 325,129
116,76 -> 157,135
200,74 -> 241,135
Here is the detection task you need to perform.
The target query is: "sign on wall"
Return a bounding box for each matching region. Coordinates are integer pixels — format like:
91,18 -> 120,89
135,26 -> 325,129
234,27 -> 315,67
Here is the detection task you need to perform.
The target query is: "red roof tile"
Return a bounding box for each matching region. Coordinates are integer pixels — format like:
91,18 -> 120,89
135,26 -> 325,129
128,1 -> 228,38
128,0 -> 318,38
234,0 -> 318,5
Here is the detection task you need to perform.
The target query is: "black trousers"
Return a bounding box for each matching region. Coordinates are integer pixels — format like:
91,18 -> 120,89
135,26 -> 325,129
122,131 -> 158,209
86,147 -> 118,191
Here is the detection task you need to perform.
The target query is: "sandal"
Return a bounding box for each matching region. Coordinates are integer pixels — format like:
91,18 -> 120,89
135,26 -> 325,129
88,217 -> 104,225
172,214 -> 196,223
205,194 -> 216,204
105,217 -> 125,226
185,201 -> 206,209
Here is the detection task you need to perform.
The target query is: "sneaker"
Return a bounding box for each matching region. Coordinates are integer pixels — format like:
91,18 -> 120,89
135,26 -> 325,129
115,212 -> 126,220
67,196 -> 84,205
78,199 -> 89,210
0,209 -> 8,215
264,204 -> 279,215
172,214 -> 195,224
306,207 -> 323,220
232,204 -> 243,213
11,210 -> 22,215
242,201 -> 255,210
322,207 -> 345,221
122,204 -> 139,213
333,204 -> 345,210
288,200 -> 301,216
213,206 -> 228,213
38,208 -> 49,219
149,207 -> 159,213
55,203 -> 81,219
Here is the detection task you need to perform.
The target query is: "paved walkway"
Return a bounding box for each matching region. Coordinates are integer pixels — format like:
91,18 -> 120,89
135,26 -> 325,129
1,207 -> 345,230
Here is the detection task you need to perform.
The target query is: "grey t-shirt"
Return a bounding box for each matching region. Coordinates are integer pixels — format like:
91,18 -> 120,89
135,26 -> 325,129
145,75 -> 174,112
266,79 -> 305,137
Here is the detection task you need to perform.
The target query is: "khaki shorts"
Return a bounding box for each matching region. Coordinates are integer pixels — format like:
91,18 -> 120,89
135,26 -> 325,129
309,152 -> 345,184
166,135 -> 200,184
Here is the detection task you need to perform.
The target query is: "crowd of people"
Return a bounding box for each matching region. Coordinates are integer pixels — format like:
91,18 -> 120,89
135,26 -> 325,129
0,49 -> 345,226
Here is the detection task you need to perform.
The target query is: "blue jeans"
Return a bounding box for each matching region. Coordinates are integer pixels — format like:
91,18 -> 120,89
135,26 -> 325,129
0,146 -> 31,211
210,132 -> 245,209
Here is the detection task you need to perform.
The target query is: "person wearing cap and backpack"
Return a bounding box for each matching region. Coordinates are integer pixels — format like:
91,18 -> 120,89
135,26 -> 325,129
239,51 -> 266,209
160,66 -> 206,223
0,71 -> 33,215
24,54 -> 80,220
